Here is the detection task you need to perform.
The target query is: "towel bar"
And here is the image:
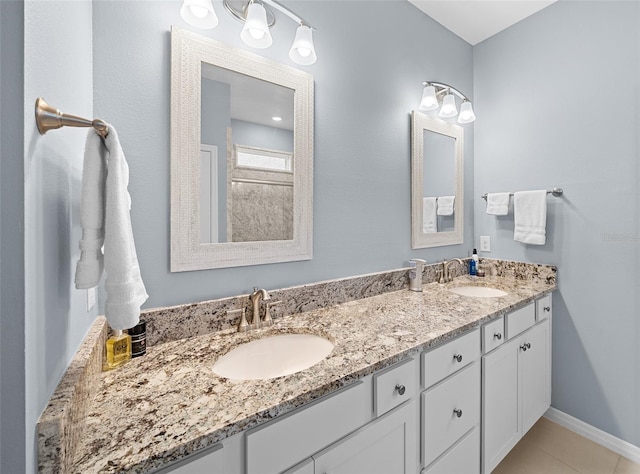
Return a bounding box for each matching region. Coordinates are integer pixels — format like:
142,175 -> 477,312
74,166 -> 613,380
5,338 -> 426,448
35,97 -> 108,138
481,188 -> 563,200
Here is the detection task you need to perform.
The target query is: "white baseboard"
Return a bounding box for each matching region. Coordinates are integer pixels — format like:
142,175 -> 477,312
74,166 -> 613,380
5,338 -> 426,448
544,407 -> 640,464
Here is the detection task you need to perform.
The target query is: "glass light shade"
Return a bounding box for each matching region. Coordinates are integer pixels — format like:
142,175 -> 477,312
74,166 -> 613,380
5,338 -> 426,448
419,85 -> 438,111
180,0 -> 218,29
240,3 -> 273,49
289,25 -> 317,65
439,93 -> 458,118
457,100 -> 476,123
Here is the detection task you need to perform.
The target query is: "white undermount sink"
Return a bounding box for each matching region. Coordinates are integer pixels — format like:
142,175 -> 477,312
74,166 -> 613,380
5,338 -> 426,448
212,333 -> 334,380
448,286 -> 508,298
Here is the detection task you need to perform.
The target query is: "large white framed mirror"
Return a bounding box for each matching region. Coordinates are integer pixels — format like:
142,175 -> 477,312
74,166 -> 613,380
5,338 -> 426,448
411,110 -> 464,248
171,27 -> 314,271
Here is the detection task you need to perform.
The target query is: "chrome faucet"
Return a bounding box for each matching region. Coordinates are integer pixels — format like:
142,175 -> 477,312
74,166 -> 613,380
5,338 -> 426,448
250,287 -> 271,326
441,258 -> 464,283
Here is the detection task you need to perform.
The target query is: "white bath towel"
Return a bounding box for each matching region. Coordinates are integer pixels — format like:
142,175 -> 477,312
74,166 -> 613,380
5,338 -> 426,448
75,126 -> 148,330
75,131 -> 106,289
486,192 -> 511,215
514,190 -> 547,245
423,197 -> 438,233
436,196 -> 455,216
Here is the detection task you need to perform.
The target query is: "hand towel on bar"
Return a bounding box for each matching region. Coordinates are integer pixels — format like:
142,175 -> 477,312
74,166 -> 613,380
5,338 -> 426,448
423,197 -> 438,233
436,196 -> 455,216
75,126 -> 148,330
75,130 -> 106,288
514,190 -> 547,245
486,192 -> 511,215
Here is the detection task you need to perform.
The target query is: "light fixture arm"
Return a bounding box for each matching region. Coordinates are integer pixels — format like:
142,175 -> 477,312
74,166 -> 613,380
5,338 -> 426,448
422,81 -> 470,102
261,0 -> 315,29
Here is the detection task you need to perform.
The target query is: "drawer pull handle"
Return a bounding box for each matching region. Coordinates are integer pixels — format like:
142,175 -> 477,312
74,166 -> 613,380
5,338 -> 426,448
453,354 -> 463,363
544,306 -> 551,312
395,384 -> 406,396
494,333 -> 502,340
520,342 -> 531,351
453,408 -> 463,418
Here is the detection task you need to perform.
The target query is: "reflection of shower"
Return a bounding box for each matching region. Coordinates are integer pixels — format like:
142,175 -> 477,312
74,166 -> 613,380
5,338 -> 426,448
228,144 -> 294,243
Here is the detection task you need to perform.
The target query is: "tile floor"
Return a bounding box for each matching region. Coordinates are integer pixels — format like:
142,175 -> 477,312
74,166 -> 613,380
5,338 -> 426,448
494,417 -> 640,474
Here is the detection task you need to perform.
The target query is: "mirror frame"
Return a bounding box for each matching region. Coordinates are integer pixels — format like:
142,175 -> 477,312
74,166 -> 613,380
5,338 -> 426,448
411,110 -> 464,249
170,27 -> 314,271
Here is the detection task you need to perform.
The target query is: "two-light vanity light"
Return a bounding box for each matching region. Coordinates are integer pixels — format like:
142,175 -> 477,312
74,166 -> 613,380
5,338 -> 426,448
180,0 -> 317,65
419,82 -> 476,124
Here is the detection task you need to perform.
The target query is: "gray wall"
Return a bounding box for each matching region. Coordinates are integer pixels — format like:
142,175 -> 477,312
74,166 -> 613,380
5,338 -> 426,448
22,1 -> 96,472
473,1 -> 640,447
1,2 -> 26,472
231,119 -> 294,153
93,0 -> 474,309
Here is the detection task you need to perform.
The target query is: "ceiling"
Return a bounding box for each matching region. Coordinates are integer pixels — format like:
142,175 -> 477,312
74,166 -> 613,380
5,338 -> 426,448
408,0 -> 557,45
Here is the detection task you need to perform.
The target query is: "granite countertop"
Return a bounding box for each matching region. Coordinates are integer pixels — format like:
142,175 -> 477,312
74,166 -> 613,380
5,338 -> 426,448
69,274 -> 554,473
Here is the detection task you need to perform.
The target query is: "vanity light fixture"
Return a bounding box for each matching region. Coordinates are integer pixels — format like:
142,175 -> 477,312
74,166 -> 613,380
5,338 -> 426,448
180,0 -> 219,29
180,0 -> 317,65
419,82 -> 476,124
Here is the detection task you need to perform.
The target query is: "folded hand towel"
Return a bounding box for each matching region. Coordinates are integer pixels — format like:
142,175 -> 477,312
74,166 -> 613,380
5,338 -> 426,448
75,126 -> 148,330
75,130 -> 106,289
486,193 -> 510,215
423,197 -> 437,233
514,190 -> 547,245
436,196 -> 455,216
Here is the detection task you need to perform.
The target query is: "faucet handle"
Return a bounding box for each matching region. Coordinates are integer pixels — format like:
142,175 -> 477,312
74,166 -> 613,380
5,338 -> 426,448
264,300 -> 282,323
228,308 -> 248,332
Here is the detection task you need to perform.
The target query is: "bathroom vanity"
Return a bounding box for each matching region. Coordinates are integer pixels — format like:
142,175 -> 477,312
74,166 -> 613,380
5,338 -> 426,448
37,261 -> 555,474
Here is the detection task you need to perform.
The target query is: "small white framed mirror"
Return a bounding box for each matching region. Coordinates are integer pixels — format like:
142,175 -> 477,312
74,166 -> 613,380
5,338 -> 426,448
411,110 -> 464,248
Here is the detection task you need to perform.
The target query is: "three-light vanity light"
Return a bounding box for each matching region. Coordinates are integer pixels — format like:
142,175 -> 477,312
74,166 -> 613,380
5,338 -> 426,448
180,0 -> 317,65
419,82 -> 476,124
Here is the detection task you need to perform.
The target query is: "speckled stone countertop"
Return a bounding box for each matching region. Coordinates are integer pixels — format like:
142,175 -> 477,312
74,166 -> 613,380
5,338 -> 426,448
68,273 -> 554,473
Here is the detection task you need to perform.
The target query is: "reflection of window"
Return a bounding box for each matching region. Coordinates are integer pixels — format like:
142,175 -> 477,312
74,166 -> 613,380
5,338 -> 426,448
235,145 -> 293,173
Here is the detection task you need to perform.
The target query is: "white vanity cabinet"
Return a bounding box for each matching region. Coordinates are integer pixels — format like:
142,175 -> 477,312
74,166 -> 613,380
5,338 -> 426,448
246,358 -> 418,474
420,328 -> 481,473
313,399 -> 418,474
482,297 -> 552,474
155,443 -> 224,473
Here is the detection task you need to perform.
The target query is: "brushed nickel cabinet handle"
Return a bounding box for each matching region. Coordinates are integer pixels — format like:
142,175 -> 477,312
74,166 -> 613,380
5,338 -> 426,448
395,384 -> 406,396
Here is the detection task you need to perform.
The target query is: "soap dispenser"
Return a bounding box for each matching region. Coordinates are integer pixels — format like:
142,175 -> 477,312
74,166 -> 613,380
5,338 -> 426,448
409,259 -> 427,292
469,249 -> 479,276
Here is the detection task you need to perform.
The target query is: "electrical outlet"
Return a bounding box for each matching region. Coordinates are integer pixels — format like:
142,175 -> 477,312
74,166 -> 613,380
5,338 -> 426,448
87,287 -> 96,311
480,236 -> 491,252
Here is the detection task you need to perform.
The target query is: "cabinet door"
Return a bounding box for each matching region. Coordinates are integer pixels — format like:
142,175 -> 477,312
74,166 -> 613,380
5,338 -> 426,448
159,443 -> 224,473
520,320 -> 550,434
313,400 -> 417,474
482,338 -> 519,474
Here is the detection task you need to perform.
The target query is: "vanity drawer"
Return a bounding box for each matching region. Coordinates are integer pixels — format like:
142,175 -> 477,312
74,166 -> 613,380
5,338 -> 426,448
422,329 -> 479,389
421,362 -> 480,467
482,317 -> 505,354
505,303 -> 535,339
422,427 -> 480,474
374,357 -> 417,417
246,378 -> 372,474
536,294 -> 552,321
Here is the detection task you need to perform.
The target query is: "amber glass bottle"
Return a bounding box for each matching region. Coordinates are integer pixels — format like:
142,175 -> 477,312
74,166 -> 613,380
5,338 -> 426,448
104,329 -> 132,370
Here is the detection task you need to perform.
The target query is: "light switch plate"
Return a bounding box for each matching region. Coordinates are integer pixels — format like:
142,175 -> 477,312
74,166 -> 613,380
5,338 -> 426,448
480,236 -> 491,252
87,287 -> 96,311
